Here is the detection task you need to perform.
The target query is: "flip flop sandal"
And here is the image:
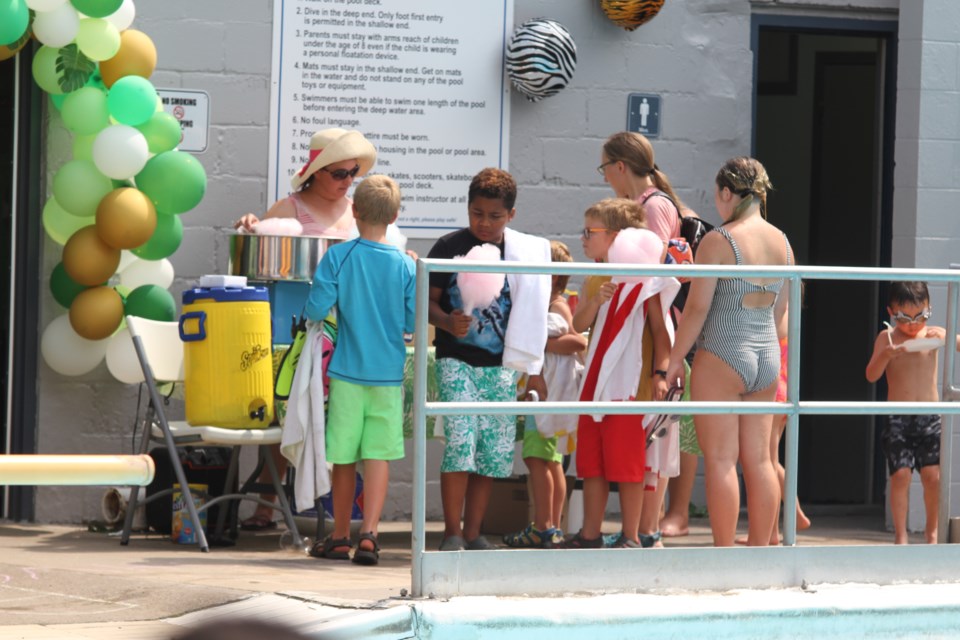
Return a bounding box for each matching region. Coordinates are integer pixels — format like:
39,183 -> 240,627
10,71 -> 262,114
310,536 -> 352,560
239,515 -> 277,531
352,532 -> 380,566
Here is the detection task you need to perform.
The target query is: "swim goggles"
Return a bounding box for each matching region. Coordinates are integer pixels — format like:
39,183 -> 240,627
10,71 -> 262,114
890,308 -> 931,324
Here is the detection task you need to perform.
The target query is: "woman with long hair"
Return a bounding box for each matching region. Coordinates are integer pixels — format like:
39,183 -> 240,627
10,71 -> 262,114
598,131 -> 698,547
665,157 -> 792,547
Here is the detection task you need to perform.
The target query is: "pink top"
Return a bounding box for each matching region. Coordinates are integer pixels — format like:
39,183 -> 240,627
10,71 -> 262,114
637,186 -> 680,243
290,192 -> 351,238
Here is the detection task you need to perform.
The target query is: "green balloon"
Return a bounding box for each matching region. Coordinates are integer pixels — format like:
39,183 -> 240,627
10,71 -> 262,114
0,0 -> 29,48
86,70 -> 106,91
131,212 -> 183,260
107,75 -> 157,126
72,134 -> 96,161
125,284 -> 176,322
135,151 -> 207,214
32,46 -> 65,95
50,262 -> 91,308
42,196 -> 94,245
50,93 -> 67,111
136,111 -> 182,154
76,18 -> 120,61
52,159 -> 113,217
61,87 -> 109,135
69,0 -> 123,19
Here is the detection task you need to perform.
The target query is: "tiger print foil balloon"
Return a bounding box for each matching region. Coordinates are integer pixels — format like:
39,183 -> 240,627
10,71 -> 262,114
505,18 -> 577,102
600,0 -> 666,32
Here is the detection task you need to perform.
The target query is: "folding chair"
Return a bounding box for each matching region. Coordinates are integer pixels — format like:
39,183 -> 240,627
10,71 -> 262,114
119,316 -> 302,552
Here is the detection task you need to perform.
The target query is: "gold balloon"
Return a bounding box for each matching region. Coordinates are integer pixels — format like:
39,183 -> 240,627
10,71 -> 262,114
599,0 -> 666,31
99,29 -> 158,88
96,187 -> 158,250
62,226 -> 121,286
0,38 -> 29,62
69,286 -> 124,340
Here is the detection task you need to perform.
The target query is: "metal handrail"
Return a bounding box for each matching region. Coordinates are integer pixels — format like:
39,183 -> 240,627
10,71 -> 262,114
411,259 -> 960,596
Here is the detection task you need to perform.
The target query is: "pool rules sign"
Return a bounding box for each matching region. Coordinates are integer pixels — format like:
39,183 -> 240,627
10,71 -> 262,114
268,0 -> 513,238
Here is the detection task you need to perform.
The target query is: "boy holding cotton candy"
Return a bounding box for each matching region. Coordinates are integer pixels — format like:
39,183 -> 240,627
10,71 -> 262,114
564,198 -> 680,549
427,167 -> 551,552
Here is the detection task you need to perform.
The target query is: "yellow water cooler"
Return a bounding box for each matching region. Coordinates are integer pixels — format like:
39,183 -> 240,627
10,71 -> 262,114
179,282 -> 273,428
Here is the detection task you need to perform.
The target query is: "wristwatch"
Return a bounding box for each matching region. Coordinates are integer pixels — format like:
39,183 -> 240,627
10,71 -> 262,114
653,369 -> 668,379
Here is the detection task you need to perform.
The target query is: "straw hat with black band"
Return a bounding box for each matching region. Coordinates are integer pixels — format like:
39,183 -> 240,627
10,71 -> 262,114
291,128 -> 378,190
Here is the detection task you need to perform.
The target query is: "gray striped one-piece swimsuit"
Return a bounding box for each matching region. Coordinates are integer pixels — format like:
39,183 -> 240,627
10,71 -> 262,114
698,227 -> 791,394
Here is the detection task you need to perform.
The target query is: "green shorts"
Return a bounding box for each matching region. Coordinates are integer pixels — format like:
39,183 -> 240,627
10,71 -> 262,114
522,417 -> 562,463
325,378 -> 404,464
678,360 -> 703,457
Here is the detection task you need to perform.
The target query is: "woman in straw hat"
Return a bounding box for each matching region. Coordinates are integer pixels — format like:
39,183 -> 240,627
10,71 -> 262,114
233,129 -> 377,534
236,128 -> 377,235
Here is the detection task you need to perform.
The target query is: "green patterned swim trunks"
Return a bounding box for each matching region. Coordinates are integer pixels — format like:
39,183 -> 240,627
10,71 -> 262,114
437,357 -> 518,477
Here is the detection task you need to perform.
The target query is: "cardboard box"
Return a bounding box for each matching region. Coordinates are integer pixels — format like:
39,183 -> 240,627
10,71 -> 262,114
480,476 -> 531,536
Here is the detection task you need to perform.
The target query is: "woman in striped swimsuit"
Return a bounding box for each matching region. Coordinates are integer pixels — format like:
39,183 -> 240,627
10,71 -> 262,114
665,157 -> 793,547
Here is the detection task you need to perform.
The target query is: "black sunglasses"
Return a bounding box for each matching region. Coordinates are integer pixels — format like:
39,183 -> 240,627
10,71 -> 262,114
321,164 -> 361,180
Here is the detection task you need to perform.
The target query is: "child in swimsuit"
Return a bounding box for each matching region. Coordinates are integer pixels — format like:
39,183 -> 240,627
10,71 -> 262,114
866,280 -> 958,544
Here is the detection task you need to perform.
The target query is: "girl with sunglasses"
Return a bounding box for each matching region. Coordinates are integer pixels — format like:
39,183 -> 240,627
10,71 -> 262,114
235,128 -> 376,237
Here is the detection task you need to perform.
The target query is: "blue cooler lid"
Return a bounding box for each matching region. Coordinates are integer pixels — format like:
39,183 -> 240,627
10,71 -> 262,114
182,286 -> 270,304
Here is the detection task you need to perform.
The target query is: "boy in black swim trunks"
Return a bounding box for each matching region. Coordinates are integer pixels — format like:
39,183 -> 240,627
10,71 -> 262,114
866,281 -> 959,544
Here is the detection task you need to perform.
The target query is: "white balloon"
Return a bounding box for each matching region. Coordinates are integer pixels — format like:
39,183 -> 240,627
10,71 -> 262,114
41,315 -> 109,376
105,0 -> 136,31
105,327 -> 144,384
117,249 -> 138,273
32,2 -> 81,48
92,124 -> 149,180
120,258 -> 174,290
25,0 -> 68,11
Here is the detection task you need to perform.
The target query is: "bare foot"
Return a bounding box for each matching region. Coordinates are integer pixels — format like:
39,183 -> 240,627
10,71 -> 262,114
796,506 -> 811,531
659,514 -> 689,538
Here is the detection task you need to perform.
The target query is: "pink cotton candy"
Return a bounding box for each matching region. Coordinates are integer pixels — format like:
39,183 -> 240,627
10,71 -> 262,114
455,243 -> 505,314
607,227 -> 665,283
253,217 -> 304,236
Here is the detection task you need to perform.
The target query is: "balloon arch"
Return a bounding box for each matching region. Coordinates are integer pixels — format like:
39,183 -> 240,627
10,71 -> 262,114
1,0 -> 206,381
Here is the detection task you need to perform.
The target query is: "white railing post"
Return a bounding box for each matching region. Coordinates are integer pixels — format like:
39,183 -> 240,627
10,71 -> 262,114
411,258 -> 430,597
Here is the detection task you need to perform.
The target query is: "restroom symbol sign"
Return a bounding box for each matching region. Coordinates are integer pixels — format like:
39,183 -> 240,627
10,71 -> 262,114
627,93 -> 662,138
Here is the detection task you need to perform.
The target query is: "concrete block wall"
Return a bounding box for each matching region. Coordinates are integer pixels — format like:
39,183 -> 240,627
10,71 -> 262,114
892,0 -> 960,534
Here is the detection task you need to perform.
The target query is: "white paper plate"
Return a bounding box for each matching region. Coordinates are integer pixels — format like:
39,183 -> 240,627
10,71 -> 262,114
902,337 -> 944,352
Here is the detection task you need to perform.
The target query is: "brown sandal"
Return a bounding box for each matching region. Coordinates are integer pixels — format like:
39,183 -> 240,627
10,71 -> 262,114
309,536 -> 352,560
352,532 -> 380,566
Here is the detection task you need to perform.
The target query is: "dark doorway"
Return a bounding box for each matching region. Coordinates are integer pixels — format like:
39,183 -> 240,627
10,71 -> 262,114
754,23 -> 896,507
2,49 -> 43,521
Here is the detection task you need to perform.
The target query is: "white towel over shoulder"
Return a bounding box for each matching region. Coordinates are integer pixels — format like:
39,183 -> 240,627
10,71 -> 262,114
502,227 -> 551,375
280,321 -> 331,512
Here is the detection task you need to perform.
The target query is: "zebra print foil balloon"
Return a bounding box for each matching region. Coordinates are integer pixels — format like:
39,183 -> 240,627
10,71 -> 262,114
505,19 -> 577,102
600,0 -> 666,32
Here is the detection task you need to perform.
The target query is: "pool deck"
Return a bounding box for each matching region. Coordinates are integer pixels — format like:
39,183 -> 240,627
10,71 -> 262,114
0,512 -> 940,639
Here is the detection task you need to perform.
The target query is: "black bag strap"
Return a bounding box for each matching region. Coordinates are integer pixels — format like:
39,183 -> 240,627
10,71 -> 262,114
640,189 -> 683,223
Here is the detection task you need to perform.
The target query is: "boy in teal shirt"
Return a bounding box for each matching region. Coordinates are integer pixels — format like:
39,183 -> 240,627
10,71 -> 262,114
305,174 -> 415,565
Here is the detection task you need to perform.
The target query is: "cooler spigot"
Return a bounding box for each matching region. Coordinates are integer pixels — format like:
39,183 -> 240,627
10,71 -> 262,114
249,405 -> 266,421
